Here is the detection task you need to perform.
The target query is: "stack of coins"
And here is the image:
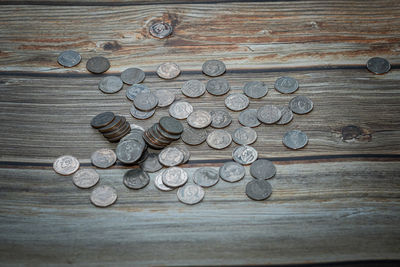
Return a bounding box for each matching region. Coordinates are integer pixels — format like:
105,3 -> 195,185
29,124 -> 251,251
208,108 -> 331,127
90,112 -> 131,143
143,116 -> 183,149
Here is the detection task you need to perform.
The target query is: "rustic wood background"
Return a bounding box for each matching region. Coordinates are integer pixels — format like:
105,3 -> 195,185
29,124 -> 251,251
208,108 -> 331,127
0,0 -> 399,265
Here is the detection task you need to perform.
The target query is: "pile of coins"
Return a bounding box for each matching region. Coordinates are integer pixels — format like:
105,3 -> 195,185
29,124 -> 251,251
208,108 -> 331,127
90,112 -> 131,143
143,116 -> 184,149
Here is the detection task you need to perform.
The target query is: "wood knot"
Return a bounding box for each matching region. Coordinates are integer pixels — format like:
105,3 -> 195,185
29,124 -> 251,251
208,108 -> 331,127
103,41 -> 122,51
341,125 -> 372,142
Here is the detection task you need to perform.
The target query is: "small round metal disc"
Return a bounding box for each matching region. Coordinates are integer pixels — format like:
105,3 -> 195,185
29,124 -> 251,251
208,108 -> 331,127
232,145 -> 258,165
91,148 -> 117,169
97,116 -> 123,133
276,106 -> 294,125
72,169 -> 99,189
156,62 -> 180,79
367,57 -> 391,74
187,110 -> 212,129
102,121 -> 130,139
159,116 -> 184,135
274,77 -> 299,94
206,78 -> 230,96
140,153 -> 163,173
219,161 -> 245,183
155,89 -> 175,107
181,80 -> 206,98
162,167 -> 188,188
133,92 -> 158,111
177,146 -> 191,164
86,56 -> 110,74
121,67 -> 145,85
239,109 -> 260,128
154,170 -> 174,191
257,105 -> 282,124
90,185 -> 117,207
169,101 -> 193,120
57,50 -> 81,68
181,127 -> 207,146
202,60 -> 226,77
245,179 -> 272,201
90,112 -> 115,129
155,123 -> 181,141
116,139 -> 144,164
120,129 -> 144,144
289,95 -> 313,114
98,76 -> 123,94
193,167 -> 219,188
149,22 -> 173,39
210,110 -> 232,128
126,84 -> 150,101
243,81 -> 268,99
206,130 -> 232,150
250,159 -> 276,180
282,130 -> 308,150
158,147 -> 184,167
53,155 -> 80,176
232,127 -> 257,145
177,184 -> 205,205
225,93 -> 249,111
130,105 -> 155,120
123,169 -> 150,190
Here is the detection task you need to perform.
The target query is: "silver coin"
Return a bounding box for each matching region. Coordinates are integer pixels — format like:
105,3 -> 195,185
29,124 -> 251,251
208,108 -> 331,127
98,76 -> 123,94
155,89 -> 175,107
90,185 -> 117,207
225,93 -> 249,111
206,130 -> 232,150
121,67 -> 145,85
181,80 -> 206,98
123,169 -> 150,189
57,50 -> 81,68
232,145 -> 258,165
257,105 -> 282,124
187,110 -> 212,129
126,84 -> 150,101
177,146 -> 191,164
274,76 -> 299,94
206,78 -> 230,96
130,105 -> 155,120
282,130 -> 308,150
120,129 -> 145,145
289,95 -> 313,114
149,22 -> 173,39
86,56 -> 110,74
238,109 -> 260,128
53,155 -> 80,176
156,62 -> 181,79
72,169 -> 99,189
158,147 -> 184,167
250,159 -> 276,180
140,153 -> 163,173
133,92 -> 158,111
193,167 -> 219,188
245,179 -> 272,201
177,183 -> 205,205
276,106 -> 294,125
219,161 -> 245,183
169,101 -> 193,119
181,126 -> 207,146
367,57 -> 391,74
162,167 -> 188,188
116,139 -> 144,164
243,81 -> 268,99
210,110 -> 232,128
91,148 -> 117,169
232,127 -> 257,145
202,60 -> 226,77
154,170 -> 174,191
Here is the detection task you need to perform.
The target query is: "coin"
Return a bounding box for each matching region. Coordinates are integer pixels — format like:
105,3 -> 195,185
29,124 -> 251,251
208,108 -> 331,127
245,179 -> 272,201
289,95 -> 313,114
149,22 -> 173,39
86,56 -> 110,74
57,50 -> 81,68
136,149 -> 149,165
243,81 -> 268,99
206,129 -> 232,150
158,147 -> 184,167
155,89 -> 175,107
53,155 -> 80,175
107,124 -> 131,143
116,139 -> 144,164
210,110 -> 232,128
367,57 -> 391,74
148,126 -> 172,146
206,78 -> 230,96
250,159 -> 276,180
123,169 -> 150,190
133,92 -> 158,111
98,76 -> 123,94
98,115 -> 125,133
121,67 -> 145,85
202,60 -> 226,77
181,127 -> 207,146
130,105 -> 155,120
90,112 -> 115,129
103,121 -> 130,139
187,110 -> 212,129
154,170 -> 174,191
140,153 -> 163,173
126,84 -> 150,101
91,148 -> 117,168
162,167 -> 188,188
257,105 -> 282,124
232,127 -> 257,145
282,130 -> 308,150
159,116 -> 184,135
232,145 -> 258,165
72,169 -> 99,189
177,146 -> 191,164
276,106 -> 293,125
169,101 -> 193,120
156,62 -> 180,79
143,132 -> 165,150
90,185 -> 117,207
177,183 -> 205,205
225,93 -> 249,111
274,76 -> 299,94
193,167 -> 219,188
154,123 -> 181,141
219,161 -> 245,183
238,109 -> 260,128
181,80 -> 206,98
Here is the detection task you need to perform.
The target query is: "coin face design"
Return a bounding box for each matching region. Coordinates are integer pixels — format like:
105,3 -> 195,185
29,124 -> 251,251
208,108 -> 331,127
187,110 -> 212,129
367,57 -> 391,74
169,101 -> 193,120
53,155 -> 80,175
232,127 -> 257,145
202,60 -> 226,77
289,95 -> 313,114
90,185 -> 117,207
57,50 -> 81,68
257,105 -> 282,124
162,167 -> 188,188
91,148 -> 117,169
239,109 -> 260,128
210,110 -> 232,128
155,89 -> 175,107
98,76 -> 123,94
86,56 -> 110,74
72,169 -> 99,189
282,130 -> 308,150
123,169 -> 150,190
177,184 -> 205,205
243,81 -> 268,98
159,116 -> 184,135
232,145 -> 258,165
206,130 -> 232,150
140,153 -> 163,173
245,179 -> 272,201
276,106 -> 294,125
206,78 -> 230,96
274,76 -> 299,94
154,170 -> 174,191
156,62 -> 181,79
116,139 -> 144,164
250,159 -> 276,180
225,93 -> 249,111
121,67 -> 145,85
158,147 -> 184,167
193,167 -> 219,188
181,127 -> 207,146
126,84 -> 150,101
181,80 -> 206,98
219,161 -> 245,183
149,22 -> 173,38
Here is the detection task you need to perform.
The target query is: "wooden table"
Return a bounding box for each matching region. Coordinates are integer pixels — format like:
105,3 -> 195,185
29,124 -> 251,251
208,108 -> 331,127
1,1 -> 399,265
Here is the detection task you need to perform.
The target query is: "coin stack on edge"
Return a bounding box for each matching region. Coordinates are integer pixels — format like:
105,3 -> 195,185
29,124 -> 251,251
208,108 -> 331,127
143,116 -> 183,149
91,112 -> 131,143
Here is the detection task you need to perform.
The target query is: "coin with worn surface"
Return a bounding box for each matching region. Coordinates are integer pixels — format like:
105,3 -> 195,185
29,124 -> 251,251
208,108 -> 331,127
219,161 -> 245,183
155,89 -> 175,107
91,149 -> 116,169
159,116 -> 184,135
233,127 -> 257,145
177,146 -> 191,164
239,109 -> 260,128
275,76 -> 299,94
193,167 -> 219,188
283,130 -> 308,150
103,121 -> 130,139
367,57 -> 391,74
140,153 -> 163,173
72,169 -> 99,189
86,56 -> 110,74
126,84 -> 150,101
149,22 -> 173,39
154,123 -> 181,141
181,127 -> 207,145
225,93 -> 249,111
169,101 -> 193,120
130,105 -> 155,120
232,145 -> 258,165
98,76 -> 123,94
121,67 -> 145,85
243,81 -> 268,99
181,80 -> 205,98
210,110 -> 232,128
98,115 -> 125,133
116,139 -> 144,164
108,127 -> 131,143
133,92 -> 158,111
157,62 -> 180,79
206,129 -> 232,150
90,185 -> 117,207
250,159 -> 276,180
289,95 -> 313,114
276,106 -> 294,125
162,167 -> 188,188
245,179 -> 272,201
206,78 -> 230,96
257,105 -> 282,124
154,170 -> 174,191
57,50 -> 81,68
177,183 -> 205,205
90,112 -> 115,129
187,110 -> 212,129
158,147 -> 184,167
53,155 -> 80,175
202,60 -> 226,77
123,169 -> 150,189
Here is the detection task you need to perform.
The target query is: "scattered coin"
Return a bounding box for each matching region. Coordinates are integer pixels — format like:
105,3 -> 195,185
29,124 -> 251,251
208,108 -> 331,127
245,179 -> 272,201
274,76 -> 299,94
210,110 -> 232,128
154,170 -> 174,191
121,67 -> 145,85
116,139 -> 144,164
177,146 -> 191,164
90,112 -> 115,129
238,109 -> 260,128
91,148 -> 117,169
130,105 -> 155,120
158,147 -> 184,167
157,62 -> 181,79
206,129 -> 232,150
181,80 -> 206,98
98,76 -> 123,94
282,130 -> 308,150
232,127 -> 257,145
123,169 -> 150,190
232,145 -> 258,165
181,127 -> 207,146
276,106 -> 294,125
159,116 -> 184,135
219,161 -> 245,183
289,95 -> 313,114
140,153 -> 163,173
187,110 -> 212,129
53,155 -> 80,176
90,185 -> 118,207
193,167 -> 219,188
86,56 -> 110,74
257,105 -> 282,124
225,93 -> 249,111
155,89 -> 175,107
206,78 -> 230,96
57,50 -> 81,68
162,167 -> 188,188
202,60 -> 226,77
149,22 -> 173,39
243,81 -> 268,98
177,183 -> 205,205
126,84 -> 150,101
133,92 -> 158,111
169,101 -> 193,119
72,169 -> 99,189
367,57 -> 391,74
250,159 -> 276,180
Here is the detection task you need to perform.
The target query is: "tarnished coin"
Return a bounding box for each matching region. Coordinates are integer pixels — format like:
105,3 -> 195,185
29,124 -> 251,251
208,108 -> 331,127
181,127 -> 207,146
116,139 -> 144,164
283,130 -> 308,150
289,95 -> 313,114
177,183 -> 205,205
219,161 -> 245,183
274,76 -> 299,94
162,167 -> 188,188
225,93 -> 249,111
257,105 -> 282,124
243,81 -> 268,99
107,125 -> 131,143
210,110 -> 232,128
140,153 -> 163,173
86,56 -> 110,74
250,159 -> 276,180
133,92 -> 158,111
91,149 -> 117,169
130,105 -> 155,120
169,101 -> 193,120
206,130 -> 232,150
159,116 -> 184,135
72,169 -> 99,189
90,112 -> 115,129
149,22 -> 173,39
193,167 -> 219,188
121,67 -> 145,85
187,110 -> 212,129
157,62 -> 180,79
232,145 -> 258,165
120,129 -> 145,145
155,89 -> 175,107
177,146 -> 191,164
239,109 -> 260,128
155,123 -> 181,141
245,179 -> 272,201
154,170 -> 173,191
57,50 -> 81,68
123,169 -> 150,190
202,60 -> 226,77
206,78 -> 230,96
158,147 -> 184,167
276,106 -> 294,125
53,155 -> 80,175
90,185 -> 117,207
103,121 -> 130,139
98,76 -> 123,94
232,127 -> 257,145
126,84 -> 150,101
367,57 -> 391,74
181,80 -> 206,98
98,116 -> 126,133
